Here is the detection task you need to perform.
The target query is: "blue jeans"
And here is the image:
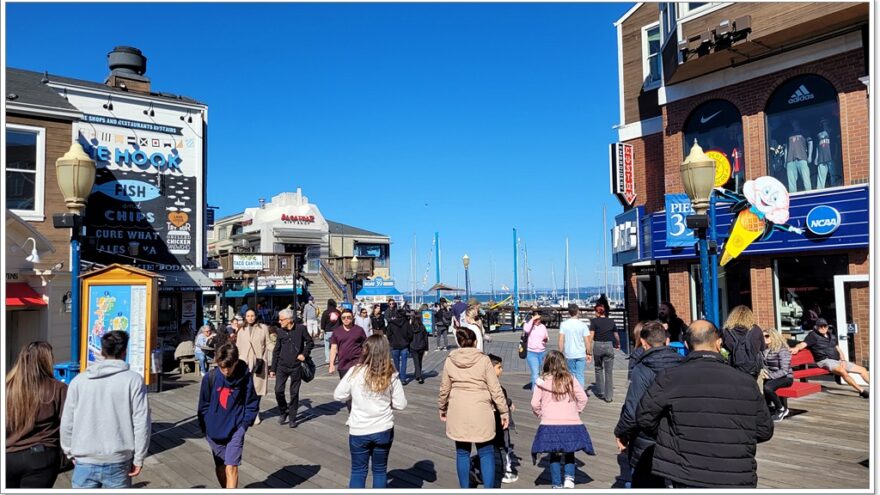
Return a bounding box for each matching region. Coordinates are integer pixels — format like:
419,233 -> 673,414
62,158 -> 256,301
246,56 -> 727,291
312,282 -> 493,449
391,348 -> 409,381
71,461 -> 132,488
527,351 -> 545,386
455,441 -> 495,488
195,350 -> 208,374
567,358 -> 586,388
324,336 -> 331,363
349,428 -> 394,488
549,452 -> 575,487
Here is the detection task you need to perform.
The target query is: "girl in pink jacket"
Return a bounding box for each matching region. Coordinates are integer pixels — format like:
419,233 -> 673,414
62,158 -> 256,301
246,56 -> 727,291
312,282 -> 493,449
530,350 -> 594,489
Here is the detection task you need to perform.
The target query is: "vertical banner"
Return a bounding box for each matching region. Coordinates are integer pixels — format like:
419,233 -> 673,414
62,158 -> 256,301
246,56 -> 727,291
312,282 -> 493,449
665,193 -> 696,247
609,143 -> 637,206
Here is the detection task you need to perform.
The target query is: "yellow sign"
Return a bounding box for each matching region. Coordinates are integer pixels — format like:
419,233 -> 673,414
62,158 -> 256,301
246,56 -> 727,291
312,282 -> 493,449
706,150 -> 731,187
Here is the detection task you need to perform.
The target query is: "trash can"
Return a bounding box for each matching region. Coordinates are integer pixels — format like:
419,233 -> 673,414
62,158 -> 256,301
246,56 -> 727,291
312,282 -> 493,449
53,362 -> 80,384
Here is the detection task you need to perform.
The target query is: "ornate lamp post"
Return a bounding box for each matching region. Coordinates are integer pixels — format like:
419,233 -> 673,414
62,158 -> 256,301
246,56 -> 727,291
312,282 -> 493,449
462,254 -> 470,301
53,141 -> 96,380
680,140 -> 719,325
349,255 -> 360,304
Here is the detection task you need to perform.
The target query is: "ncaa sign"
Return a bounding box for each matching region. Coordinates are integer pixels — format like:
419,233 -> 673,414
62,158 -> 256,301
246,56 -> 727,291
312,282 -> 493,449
806,205 -> 841,235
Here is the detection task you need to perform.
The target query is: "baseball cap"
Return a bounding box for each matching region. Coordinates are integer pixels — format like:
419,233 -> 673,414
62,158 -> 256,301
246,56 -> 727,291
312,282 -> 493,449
453,295 -> 462,301
815,318 -> 828,327
438,297 -> 448,303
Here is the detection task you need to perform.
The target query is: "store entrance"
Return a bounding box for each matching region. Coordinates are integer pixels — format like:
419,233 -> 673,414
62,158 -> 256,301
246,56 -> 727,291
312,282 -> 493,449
833,274 -> 869,384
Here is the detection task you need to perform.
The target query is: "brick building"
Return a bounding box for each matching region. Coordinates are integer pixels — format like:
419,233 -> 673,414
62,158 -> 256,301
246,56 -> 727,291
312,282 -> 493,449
610,3 -> 870,366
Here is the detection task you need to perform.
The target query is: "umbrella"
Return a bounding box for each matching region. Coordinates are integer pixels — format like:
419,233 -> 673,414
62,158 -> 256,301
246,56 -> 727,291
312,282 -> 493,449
425,282 -> 464,293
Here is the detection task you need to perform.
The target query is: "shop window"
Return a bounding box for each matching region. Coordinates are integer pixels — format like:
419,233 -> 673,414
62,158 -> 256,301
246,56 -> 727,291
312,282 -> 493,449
689,261 -> 750,322
765,74 -> 843,193
5,124 -> 46,220
683,99 -> 745,193
354,243 -> 388,268
774,255 -> 848,335
642,23 -> 662,89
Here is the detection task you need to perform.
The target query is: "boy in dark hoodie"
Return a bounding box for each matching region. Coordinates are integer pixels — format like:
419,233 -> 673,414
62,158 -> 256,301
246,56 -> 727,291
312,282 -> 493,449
613,320 -> 683,488
488,354 -> 518,484
198,343 -> 260,489
386,309 -> 414,384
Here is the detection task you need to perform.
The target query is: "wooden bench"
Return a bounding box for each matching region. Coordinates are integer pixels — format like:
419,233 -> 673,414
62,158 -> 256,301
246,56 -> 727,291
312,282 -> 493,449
777,349 -> 830,401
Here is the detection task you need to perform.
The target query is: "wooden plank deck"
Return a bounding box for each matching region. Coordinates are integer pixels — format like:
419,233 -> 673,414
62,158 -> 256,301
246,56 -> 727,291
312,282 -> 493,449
54,330 -> 870,489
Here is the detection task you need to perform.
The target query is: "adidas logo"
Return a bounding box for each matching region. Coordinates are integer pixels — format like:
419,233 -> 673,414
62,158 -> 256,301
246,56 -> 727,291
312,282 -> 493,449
788,85 -> 815,104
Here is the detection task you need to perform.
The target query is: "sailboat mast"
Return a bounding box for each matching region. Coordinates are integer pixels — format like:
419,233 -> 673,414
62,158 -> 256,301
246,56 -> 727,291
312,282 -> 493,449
565,238 -> 570,302
575,265 -> 581,302
603,205 -> 609,297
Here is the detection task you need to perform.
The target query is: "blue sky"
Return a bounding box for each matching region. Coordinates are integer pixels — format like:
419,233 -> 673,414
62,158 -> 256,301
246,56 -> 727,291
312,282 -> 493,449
6,2 -> 631,294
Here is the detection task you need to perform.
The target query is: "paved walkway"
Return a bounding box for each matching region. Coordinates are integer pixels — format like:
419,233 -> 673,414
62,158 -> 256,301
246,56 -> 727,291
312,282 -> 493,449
54,330 -> 870,489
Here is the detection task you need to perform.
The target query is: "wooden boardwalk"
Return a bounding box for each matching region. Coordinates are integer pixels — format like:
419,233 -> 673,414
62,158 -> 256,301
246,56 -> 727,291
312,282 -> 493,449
54,330 -> 870,489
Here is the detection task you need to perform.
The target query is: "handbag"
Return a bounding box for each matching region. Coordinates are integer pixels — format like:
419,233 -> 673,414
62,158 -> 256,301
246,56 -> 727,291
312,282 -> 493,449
301,356 -> 316,383
248,338 -> 266,375
518,330 -> 529,359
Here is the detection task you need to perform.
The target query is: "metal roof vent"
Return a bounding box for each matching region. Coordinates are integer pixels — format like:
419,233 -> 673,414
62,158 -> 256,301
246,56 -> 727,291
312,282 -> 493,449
108,46 -> 147,77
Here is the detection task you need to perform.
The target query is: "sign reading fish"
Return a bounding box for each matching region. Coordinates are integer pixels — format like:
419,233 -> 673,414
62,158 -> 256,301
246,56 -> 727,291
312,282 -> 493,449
93,180 -> 161,202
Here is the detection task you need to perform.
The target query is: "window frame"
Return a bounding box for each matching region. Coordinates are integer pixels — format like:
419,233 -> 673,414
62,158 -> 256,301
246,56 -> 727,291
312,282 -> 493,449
5,123 -> 46,221
642,21 -> 663,91
676,2 -> 726,23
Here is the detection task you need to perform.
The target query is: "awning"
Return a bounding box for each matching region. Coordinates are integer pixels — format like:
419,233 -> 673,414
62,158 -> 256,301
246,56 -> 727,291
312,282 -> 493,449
158,270 -> 217,292
356,286 -> 403,298
425,282 -> 464,293
224,287 -> 301,298
6,282 -> 47,308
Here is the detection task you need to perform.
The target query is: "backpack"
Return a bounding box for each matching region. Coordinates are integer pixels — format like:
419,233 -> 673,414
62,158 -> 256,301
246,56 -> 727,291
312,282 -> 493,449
728,328 -> 762,377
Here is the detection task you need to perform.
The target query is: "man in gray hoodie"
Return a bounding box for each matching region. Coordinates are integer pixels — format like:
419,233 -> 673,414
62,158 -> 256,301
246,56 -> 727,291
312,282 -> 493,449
61,330 -> 151,488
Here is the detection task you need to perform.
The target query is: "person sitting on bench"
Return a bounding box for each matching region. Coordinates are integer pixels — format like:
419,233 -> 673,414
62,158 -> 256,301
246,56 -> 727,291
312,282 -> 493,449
761,328 -> 793,422
791,319 -> 869,399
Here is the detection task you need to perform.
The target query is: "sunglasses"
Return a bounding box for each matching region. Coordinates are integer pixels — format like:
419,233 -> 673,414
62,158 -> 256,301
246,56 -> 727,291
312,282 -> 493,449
342,315 -> 354,319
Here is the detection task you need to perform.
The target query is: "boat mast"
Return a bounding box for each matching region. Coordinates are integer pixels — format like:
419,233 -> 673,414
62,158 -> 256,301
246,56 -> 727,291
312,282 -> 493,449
565,237 -> 570,303
602,205 -> 609,298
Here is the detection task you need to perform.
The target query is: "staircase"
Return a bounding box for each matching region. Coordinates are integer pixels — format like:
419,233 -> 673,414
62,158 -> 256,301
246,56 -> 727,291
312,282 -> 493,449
303,268 -> 344,309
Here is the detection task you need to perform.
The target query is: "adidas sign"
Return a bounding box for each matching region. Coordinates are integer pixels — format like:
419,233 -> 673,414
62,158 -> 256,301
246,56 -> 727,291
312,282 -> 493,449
788,85 -> 815,104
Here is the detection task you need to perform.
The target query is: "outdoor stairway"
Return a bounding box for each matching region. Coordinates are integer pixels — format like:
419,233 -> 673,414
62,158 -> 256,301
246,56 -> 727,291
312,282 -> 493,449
303,271 -> 343,310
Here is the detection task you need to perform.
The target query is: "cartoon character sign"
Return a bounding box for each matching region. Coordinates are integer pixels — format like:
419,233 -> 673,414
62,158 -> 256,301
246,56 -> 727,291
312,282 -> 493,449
718,176 -> 804,266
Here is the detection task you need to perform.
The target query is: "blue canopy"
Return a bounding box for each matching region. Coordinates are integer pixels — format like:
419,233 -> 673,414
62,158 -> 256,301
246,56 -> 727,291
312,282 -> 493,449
356,286 -> 403,297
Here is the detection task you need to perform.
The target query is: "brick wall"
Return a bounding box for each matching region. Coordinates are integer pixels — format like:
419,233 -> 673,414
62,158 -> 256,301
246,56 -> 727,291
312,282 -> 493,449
667,260 -> 692,323
749,258 -> 775,331
624,133 -> 666,214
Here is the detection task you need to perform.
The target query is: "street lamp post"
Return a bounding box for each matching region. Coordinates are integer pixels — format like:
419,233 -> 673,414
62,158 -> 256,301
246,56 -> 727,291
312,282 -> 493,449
462,254 -> 470,301
680,140 -> 719,326
53,141 -> 97,382
350,255 -> 360,305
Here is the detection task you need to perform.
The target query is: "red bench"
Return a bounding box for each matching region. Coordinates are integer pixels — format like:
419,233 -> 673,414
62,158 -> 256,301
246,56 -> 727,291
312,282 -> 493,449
776,349 -> 830,399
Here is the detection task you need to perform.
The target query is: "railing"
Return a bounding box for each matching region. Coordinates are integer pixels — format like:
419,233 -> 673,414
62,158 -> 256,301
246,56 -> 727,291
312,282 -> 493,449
319,259 -> 347,301
324,256 -> 375,279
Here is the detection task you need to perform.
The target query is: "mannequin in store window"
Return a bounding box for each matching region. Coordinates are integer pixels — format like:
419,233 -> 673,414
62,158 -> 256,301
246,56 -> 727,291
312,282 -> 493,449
813,117 -> 837,189
784,119 -> 813,192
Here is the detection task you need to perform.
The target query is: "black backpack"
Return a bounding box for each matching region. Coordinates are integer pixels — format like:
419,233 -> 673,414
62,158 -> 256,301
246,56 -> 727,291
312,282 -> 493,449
728,328 -> 763,377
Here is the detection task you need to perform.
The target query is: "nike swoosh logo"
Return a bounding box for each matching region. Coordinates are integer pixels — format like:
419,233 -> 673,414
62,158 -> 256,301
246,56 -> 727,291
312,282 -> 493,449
700,110 -> 723,124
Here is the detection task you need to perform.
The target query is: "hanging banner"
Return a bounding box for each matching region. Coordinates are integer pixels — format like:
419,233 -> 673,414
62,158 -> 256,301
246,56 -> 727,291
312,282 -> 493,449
665,193 -> 696,247
609,143 -> 636,206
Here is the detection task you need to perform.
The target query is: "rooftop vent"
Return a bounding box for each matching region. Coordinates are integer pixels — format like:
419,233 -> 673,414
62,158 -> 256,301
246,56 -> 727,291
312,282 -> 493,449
106,46 -> 151,94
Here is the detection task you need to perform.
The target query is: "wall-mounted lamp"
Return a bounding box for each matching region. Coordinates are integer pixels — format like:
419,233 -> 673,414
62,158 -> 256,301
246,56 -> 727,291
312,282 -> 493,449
22,237 -> 40,263
143,102 -> 155,117
62,290 -> 73,313
180,110 -> 193,123
102,95 -> 113,111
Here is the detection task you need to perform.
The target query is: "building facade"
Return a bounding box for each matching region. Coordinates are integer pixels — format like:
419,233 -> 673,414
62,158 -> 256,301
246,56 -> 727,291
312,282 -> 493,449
5,47 -> 212,365
611,3 -> 870,365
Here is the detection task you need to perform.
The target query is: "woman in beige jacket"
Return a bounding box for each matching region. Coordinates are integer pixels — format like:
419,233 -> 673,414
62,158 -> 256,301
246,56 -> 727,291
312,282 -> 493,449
236,309 -> 270,424
438,328 -> 509,488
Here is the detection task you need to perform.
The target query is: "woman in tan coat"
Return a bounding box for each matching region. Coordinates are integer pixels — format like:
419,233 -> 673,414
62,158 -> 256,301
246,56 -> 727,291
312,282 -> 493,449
438,328 -> 509,488
236,309 -> 270,424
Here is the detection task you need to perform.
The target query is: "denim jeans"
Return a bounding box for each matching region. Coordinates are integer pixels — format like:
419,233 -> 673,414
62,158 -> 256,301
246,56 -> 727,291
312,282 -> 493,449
391,348 -> 409,382
324,336 -> 331,364
593,341 -> 615,401
566,358 -> 586,388
195,350 -> 208,374
786,159 -> 811,192
349,428 -> 394,488
549,452 -> 575,488
435,327 -> 449,350
527,351 -> 545,386
71,460 -> 132,488
455,441 -> 496,488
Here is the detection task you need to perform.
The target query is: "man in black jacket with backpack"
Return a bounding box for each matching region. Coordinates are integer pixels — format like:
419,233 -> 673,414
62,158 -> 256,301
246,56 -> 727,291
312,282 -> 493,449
636,320 -> 774,488
614,320 -> 683,488
270,308 -> 314,428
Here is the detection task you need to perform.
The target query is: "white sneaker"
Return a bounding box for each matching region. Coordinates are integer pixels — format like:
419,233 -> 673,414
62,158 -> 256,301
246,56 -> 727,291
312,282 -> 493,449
254,413 -> 262,425
564,476 -> 575,489
501,473 -> 518,484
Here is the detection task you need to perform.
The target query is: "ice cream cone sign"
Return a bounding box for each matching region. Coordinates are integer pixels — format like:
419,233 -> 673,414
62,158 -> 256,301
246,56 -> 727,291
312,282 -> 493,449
719,176 -> 805,266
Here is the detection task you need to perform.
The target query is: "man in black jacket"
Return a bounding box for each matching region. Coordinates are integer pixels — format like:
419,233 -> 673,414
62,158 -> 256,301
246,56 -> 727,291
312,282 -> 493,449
636,320 -> 773,488
433,298 -> 452,352
386,310 -> 414,384
270,308 -> 314,428
614,320 -> 683,488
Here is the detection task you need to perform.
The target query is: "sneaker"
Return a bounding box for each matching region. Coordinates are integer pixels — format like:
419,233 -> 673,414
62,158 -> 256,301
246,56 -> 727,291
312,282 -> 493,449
772,408 -> 788,422
501,473 -> 518,484
564,476 -> 575,489
860,389 -> 870,399
254,414 -> 262,426
278,414 -> 289,425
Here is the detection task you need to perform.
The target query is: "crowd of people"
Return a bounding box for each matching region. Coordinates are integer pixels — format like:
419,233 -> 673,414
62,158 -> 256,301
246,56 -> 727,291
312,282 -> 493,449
4,295 -> 870,489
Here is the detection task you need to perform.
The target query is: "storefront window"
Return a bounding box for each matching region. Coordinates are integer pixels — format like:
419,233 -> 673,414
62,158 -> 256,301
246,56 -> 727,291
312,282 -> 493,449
354,243 -> 388,267
5,125 -> 45,219
774,254 -> 848,335
766,74 -> 843,193
683,99 -> 745,193
689,261 -> 750,322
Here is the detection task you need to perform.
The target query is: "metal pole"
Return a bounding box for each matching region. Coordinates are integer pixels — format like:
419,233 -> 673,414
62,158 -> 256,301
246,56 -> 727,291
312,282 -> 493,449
709,193 -> 720,327
698,230 -> 712,322
465,266 -> 470,301
435,232 -> 440,300
513,228 -> 519,328
70,219 -> 82,364
603,205 -> 609,298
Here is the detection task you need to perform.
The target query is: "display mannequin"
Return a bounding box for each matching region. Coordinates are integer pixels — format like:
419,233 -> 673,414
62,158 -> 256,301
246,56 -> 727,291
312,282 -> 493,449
814,118 -> 836,189
784,119 -> 813,192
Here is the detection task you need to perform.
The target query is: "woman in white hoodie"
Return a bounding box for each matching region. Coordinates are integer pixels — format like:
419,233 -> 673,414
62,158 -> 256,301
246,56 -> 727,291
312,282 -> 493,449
334,335 -> 407,488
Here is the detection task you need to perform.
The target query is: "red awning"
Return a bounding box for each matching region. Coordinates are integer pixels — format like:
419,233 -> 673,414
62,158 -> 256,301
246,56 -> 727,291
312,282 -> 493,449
6,282 -> 47,308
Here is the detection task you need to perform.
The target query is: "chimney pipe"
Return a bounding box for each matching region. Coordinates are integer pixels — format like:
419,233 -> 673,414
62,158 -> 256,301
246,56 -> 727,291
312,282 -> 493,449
106,46 -> 151,94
